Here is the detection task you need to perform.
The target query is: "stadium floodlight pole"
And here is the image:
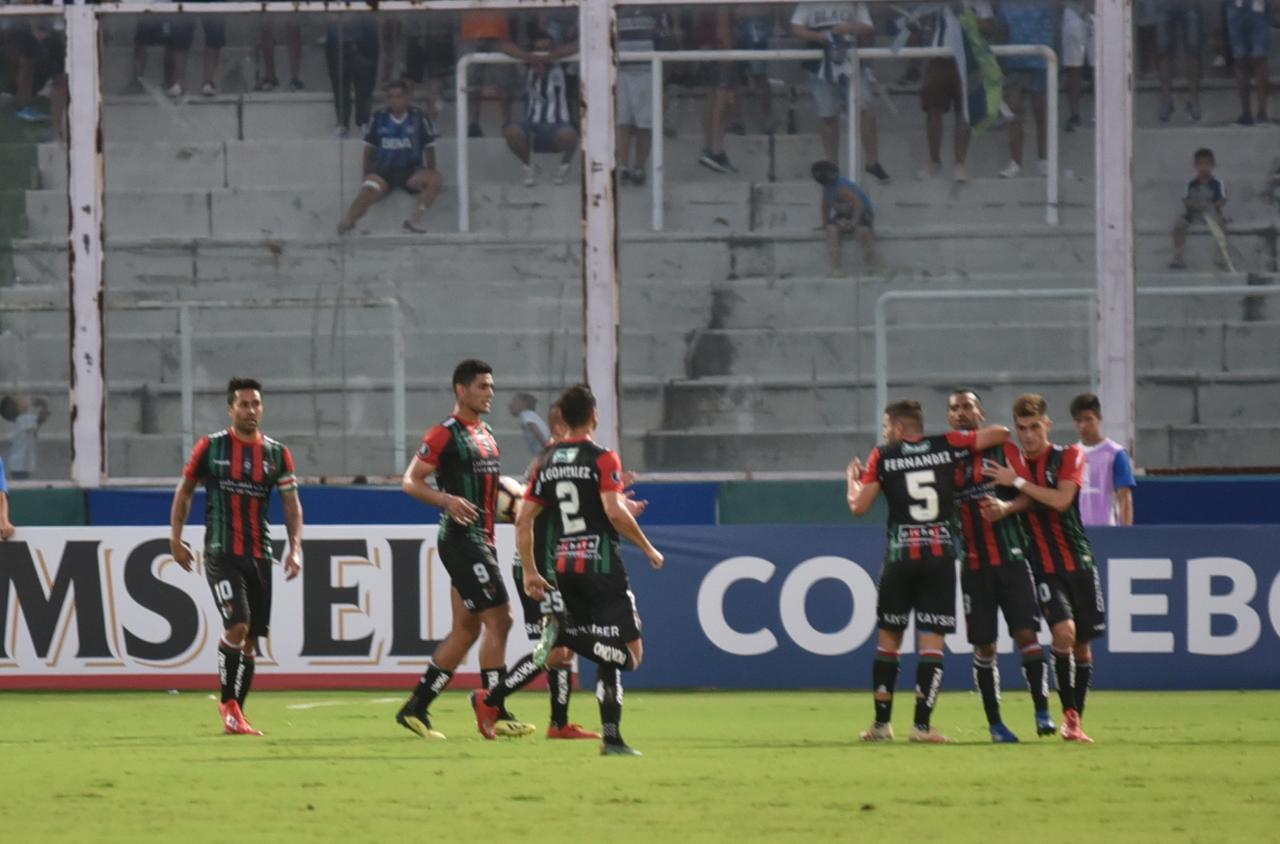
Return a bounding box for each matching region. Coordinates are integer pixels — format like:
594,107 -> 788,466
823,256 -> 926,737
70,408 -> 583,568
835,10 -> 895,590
66,4 -> 107,487
580,0 -> 621,452
1094,0 -> 1137,456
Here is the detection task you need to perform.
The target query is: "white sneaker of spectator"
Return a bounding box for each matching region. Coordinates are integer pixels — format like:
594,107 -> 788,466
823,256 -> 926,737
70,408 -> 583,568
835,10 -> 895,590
999,160 -> 1021,179
952,163 -> 968,183
554,162 -> 572,186
1036,159 -> 1049,177
524,163 -> 541,187
201,81 -> 217,97
916,162 -> 941,181
166,82 -> 184,98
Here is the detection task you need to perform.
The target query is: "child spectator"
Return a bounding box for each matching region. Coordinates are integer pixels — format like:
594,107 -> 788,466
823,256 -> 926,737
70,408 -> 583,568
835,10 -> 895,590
1170,147 -> 1226,269
812,159 -> 877,276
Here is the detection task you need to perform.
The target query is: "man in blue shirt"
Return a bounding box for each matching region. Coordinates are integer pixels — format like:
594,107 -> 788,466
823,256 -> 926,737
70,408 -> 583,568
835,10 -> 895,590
0,455 -> 14,540
337,80 -> 443,235
998,2 -> 1055,178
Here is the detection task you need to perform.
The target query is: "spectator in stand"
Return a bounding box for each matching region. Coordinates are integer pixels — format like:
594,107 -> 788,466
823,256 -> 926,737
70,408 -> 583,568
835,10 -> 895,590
1155,0 -> 1203,123
915,2 -> 995,182
1061,1 -> 1094,132
617,6 -> 667,186
727,7 -> 776,136
501,25 -> 578,187
326,13 -> 379,137
1169,147 -> 1227,269
1136,0 -> 1159,79
1227,0 -> 1270,124
167,1 -> 225,97
0,395 -> 47,481
336,79 -> 443,236
11,14 -> 65,137
460,10 -> 517,137
791,2 -> 890,183
406,14 -> 457,119
997,1 -> 1054,178
509,393 -> 551,457
1070,393 -> 1136,527
126,11 -> 175,95
699,5 -> 776,175
0,452 -> 14,540
812,159 -> 877,275
257,16 -> 303,92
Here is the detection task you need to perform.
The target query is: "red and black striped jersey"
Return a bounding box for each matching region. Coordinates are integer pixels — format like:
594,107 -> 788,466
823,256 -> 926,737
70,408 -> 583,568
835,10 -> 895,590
183,428 -> 297,559
525,437 -> 625,576
1012,443 -> 1096,574
953,440 -> 1029,570
860,431 -> 979,563
416,415 -> 502,545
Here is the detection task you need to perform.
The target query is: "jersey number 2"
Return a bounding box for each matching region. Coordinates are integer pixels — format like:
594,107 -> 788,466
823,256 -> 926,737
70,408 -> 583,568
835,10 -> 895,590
556,481 -> 587,535
906,470 -> 939,521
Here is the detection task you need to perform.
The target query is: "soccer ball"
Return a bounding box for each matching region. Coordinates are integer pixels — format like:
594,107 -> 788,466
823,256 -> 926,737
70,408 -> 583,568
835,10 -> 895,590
495,475 -> 526,523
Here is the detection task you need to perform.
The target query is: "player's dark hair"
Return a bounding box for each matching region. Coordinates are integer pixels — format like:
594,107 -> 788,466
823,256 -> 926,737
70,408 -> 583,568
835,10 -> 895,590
226,377 -> 262,406
1194,147 -> 1214,164
1069,392 -> 1102,420
1013,393 -> 1049,419
811,160 -> 839,186
452,359 -> 493,389
558,384 -> 596,428
0,395 -> 17,422
884,400 -> 924,432
949,388 -> 983,408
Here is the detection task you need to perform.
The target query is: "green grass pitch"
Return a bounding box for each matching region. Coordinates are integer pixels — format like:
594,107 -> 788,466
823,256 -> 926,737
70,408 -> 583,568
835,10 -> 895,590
2,689 -> 1276,842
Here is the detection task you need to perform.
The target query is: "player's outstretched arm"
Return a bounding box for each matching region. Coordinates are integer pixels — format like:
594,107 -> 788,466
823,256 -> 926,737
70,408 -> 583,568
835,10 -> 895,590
168,477 -> 198,571
281,489 -> 303,581
603,491 -> 664,569
972,425 -> 1011,451
515,498 -> 552,599
845,456 -> 880,516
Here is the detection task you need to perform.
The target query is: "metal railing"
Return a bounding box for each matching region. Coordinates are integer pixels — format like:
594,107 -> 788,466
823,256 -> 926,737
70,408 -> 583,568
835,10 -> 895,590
873,283 -> 1280,434
456,44 -> 1060,232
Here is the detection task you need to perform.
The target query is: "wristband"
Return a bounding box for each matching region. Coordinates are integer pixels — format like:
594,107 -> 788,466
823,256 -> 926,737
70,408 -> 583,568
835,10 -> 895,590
1013,477 -> 1027,491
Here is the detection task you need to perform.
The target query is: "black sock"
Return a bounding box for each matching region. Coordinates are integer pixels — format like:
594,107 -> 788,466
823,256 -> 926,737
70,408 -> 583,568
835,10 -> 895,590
481,666 -> 504,693
217,642 -> 242,704
408,660 -> 454,715
973,655 -> 1001,726
236,656 -> 255,707
485,655 -> 544,709
913,650 -> 945,730
1075,660 -> 1092,716
1053,649 -> 1076,713
549,667 -> 572,728
1021,645 -> 1051,714
597,665 -> 624,745
872,648 -> 900,725
558,631 -> 634,671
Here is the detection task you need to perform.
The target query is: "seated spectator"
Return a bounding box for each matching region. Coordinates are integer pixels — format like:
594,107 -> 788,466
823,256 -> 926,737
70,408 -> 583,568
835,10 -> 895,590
460,10 -> 517,137
0,394 -> 47,481
1061,1 -> 1094,131
617,6 -> 666,185
12,16 -> 66,137
790,2 -> 890,183
1155,0 -> 1203,123
326,13 -> 379,137
915,2 -> 995,182
337,79 -> 443,235
1227,0 -> 1270,124
1170,147 -> 1227,270
997,1 -> 1054,178
168,1 -> 226,97
812,159 -> 877,275
501,28 -> 578,187
257,16 -> 303,92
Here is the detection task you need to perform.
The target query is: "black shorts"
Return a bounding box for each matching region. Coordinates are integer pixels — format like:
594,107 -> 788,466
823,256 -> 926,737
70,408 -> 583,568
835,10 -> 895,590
379,168 -> 421,193
438,532 -> 508,614
962,560 -> 1042,645
1035,567 -> 1107,643
512,562 -> 543,640
16,28 -> 65,79
205,554 -> 273,638
556,569 -> 643,643
134,18 -> 170,47
168,10 -> 226,52
876,555 -> 957,634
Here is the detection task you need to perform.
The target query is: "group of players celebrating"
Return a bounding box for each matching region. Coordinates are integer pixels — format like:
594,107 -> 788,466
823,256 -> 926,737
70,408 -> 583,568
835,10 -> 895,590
846,390 -> 1105,744
171,362 -> 663,756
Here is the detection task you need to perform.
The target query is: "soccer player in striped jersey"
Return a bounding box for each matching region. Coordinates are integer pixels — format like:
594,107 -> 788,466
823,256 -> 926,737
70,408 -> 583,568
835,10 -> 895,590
170,377 -> 303,736
982,393 -> 1106,743
396,359 -> 534,740
846,400 -> 1009,744
947,389 -> 1055,742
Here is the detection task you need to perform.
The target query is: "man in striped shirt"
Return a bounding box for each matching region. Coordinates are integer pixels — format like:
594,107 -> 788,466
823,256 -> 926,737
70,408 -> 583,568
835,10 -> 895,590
170,377 -> 303,737
982,393 -> 1106,743
947,389 -> 1054,742
501,26 -> 579,187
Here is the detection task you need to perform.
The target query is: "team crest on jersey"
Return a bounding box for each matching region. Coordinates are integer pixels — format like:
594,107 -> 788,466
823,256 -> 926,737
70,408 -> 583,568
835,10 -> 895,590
553,448 -> 579,464
262,460 -> 275,475
611,471 -> 622,484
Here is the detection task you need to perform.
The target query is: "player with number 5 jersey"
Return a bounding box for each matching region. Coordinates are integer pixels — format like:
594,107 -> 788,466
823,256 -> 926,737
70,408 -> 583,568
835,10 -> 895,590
846,400 -> 1010,744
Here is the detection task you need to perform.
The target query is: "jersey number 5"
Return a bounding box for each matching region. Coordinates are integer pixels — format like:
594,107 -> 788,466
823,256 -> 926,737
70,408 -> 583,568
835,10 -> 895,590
906,470 -> 939,521
556,481 -> 587,535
